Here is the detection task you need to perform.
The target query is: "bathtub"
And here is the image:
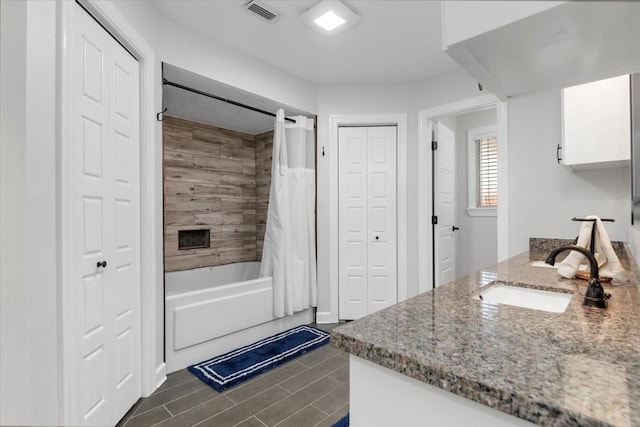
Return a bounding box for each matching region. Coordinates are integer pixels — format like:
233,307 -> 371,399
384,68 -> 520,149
165,262 -> 314,373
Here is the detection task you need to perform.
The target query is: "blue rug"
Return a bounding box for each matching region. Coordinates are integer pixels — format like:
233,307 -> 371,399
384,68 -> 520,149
188,325 -> 330,391
332,414 -> 349,427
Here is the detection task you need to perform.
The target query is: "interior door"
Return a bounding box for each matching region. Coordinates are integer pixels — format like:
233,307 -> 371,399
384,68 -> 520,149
435,121 -> 456,287
339,126 -> 397,320
73,4 -> 141,425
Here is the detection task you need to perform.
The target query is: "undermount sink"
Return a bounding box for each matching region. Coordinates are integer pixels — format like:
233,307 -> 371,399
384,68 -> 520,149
526,260 -> 557,268
474,282 -> 573,313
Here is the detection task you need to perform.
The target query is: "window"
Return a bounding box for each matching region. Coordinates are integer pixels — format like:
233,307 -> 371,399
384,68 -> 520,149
467,125 -> 497,216
477,135 -> 497,207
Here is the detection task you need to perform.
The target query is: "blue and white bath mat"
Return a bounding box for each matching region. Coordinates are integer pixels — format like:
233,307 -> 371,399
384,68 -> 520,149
332,414 -> 349,427
188,325 -> 330,391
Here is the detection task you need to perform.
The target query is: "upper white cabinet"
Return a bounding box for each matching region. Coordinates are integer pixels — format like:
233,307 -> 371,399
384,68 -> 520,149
561,75 -> 630,170
442,1 -> 640,100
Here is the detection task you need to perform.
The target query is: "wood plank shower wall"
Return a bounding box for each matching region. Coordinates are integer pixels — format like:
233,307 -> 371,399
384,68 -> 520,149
255,130 -> 273,261
163,116 -> 273,272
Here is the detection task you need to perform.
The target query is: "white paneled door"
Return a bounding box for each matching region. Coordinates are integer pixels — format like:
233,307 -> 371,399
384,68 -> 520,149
339,126 -> 397,320
72,4 -> 141,426
435,121 -> 456,287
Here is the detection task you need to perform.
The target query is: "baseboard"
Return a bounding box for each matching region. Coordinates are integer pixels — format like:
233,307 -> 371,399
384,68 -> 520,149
155,363 -> 167,390
315,311 -> 336,324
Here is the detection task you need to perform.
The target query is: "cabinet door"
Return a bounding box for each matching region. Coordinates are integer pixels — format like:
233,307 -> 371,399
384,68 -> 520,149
562,75 -> 630,169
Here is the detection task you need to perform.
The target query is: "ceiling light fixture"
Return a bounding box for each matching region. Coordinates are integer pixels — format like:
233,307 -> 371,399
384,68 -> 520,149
314,11 -> 345,32
300,0 -> 360,36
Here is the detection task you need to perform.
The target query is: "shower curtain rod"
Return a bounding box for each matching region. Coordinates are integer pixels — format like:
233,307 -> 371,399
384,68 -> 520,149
162,79 -> 297,123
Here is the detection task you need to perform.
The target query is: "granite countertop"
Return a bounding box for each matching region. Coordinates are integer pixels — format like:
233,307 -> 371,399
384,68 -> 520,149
331,243 -> 640,426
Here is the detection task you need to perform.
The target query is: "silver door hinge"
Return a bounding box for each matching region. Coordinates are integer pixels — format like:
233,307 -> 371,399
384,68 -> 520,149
432,140 -> 438,151
432,215 -> 438,225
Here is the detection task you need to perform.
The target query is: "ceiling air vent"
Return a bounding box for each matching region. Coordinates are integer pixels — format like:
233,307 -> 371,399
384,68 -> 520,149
244,0 -> 281,23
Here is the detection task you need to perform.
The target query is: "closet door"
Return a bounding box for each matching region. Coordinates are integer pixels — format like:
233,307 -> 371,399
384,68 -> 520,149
339,127 -> 369,320
338,126 -> 397,320
72,4 -> 141,425
367,127 -> 397,314
110,28 -> 141,422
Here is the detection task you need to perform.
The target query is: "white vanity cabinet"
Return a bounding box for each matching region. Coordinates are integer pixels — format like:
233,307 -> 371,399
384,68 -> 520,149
560,75 -> 631,170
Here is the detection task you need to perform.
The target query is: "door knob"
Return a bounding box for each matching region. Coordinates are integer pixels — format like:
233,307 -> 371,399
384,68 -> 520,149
375,236 -> 379,240
97,260 -> 107,268
452,226 -> 459,232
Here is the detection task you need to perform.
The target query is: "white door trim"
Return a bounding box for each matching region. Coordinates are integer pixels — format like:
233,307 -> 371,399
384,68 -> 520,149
418,95 -> 509,294
321,114 -> 408,324
59,0 -> 162,424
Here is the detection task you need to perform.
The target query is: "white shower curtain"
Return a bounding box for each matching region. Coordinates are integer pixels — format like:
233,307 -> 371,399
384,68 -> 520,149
260,109 -> 317,318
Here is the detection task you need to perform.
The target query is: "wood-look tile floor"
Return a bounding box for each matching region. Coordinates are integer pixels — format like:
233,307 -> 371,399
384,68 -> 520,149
118,324 -> 348,427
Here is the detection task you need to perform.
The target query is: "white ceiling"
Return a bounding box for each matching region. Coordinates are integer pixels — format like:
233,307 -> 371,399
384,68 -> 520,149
163,64 -> 313,135
152,0 -> 460,85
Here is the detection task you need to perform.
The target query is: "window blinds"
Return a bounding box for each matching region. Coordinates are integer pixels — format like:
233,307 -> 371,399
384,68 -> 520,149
477,136 -> 497,207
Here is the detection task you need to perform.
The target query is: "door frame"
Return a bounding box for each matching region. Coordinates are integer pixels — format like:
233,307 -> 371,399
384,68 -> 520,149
417,95 -> 509,293
59,0 -> 162,424
320,114 -> 408,324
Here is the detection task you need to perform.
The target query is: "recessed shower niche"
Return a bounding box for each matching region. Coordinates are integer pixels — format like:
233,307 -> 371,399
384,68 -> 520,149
178,229 -> 210,250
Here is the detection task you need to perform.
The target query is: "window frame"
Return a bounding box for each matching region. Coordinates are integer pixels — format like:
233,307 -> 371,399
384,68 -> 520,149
467,125 -> 497,217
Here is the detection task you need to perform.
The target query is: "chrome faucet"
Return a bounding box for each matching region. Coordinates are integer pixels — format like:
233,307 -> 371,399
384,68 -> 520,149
545,245 -> 610,309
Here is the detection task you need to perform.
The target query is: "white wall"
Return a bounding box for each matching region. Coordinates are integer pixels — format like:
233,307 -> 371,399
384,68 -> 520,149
113,0 -> 487,326
110,0 -> 492,333
1,0 -> 29,423
412,70 -> 483,291
110,0 -> 167,376
508,89 -> 630,256
160,15 -> 317,115
0,1 -> 60,424
111,1 -> 318,116
438,115 -> 457,133
110,0 -> 319,370
316,83 -> 417,316
416,69 -> 486,110
0,0 -> 318,423
7,2 -> 634,422
454,109 -> 497,277
316,70 -> 482,319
